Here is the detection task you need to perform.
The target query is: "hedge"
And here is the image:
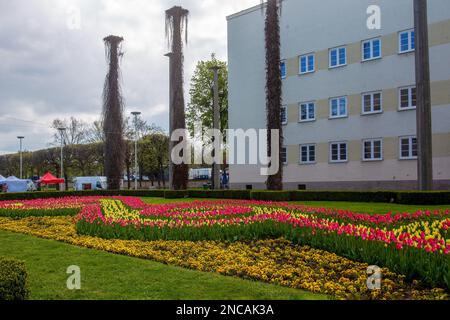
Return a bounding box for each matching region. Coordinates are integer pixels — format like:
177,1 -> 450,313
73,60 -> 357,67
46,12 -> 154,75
250,191 -> 291,202
289,191 -> 398,203
0,257 -> 29,300
187,189 -> 251,200
0,189 -> 449,205
0,208 -> 79,218
0,189 -> 166,201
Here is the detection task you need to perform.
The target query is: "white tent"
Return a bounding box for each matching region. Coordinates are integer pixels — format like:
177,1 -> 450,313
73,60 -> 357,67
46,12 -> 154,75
0,175 -> 5,181
2,176 -> 30,193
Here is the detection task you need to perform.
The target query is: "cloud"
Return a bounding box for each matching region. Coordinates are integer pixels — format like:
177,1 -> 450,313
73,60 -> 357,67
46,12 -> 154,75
0,0 -> 259,155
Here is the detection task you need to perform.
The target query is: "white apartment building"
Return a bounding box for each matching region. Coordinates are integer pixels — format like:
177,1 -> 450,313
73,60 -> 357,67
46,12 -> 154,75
227,0 -> 450,190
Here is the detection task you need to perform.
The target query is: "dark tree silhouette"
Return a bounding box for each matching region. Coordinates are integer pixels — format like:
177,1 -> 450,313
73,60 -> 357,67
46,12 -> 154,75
263,0 -> 283,190
166,6 -> 189,190
102,35 -> 126,190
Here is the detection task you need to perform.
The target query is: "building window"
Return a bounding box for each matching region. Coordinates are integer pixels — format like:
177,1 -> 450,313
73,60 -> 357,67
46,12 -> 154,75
329,46 -> 347,68
299,53 -> 315,74
330,142 -> 348,163
299,102 -> 315,122
281,60 -> 286,79
362,38 -> 381,61
399,29 -> 415,53
362,92 -> 382,114
281,146 -> 287,164
281,106 -> 288,125
399,86 -> 417,110
400,136 -> 418,160
363,139 -> 383,161
329,97 -> 348,118
300,144 -> 316,164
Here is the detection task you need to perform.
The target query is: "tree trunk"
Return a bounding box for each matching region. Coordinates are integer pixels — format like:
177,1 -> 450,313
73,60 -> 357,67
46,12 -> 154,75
264,0 -> 283,190
103,35 -> 126,190
166,6 -> 189,190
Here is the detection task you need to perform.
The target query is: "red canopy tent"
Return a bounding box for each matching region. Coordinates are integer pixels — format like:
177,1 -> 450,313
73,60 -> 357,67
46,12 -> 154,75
39,172 -> 65,185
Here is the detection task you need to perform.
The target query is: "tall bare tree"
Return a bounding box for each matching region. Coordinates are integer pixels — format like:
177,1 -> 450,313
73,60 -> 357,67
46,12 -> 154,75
263,0 -> 283,190
165,6 -> 189,190
102,35 -> 126,190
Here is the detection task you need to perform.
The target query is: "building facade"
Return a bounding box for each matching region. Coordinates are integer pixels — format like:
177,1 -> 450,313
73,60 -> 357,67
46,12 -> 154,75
227,0 -> 450,190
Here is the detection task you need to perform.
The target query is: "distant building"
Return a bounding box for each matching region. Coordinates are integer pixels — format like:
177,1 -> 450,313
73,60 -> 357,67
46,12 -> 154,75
227,0 -> 450,190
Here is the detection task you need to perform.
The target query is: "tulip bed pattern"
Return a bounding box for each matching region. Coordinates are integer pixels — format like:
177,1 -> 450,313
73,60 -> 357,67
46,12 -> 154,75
1,196 -> 449,297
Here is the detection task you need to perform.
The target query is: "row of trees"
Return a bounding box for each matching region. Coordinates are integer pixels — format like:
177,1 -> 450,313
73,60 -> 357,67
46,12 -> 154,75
0,117 -> 169,189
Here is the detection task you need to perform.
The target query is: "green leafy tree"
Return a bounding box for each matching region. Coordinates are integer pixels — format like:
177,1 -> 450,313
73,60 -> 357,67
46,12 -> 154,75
187,55 -> 228,138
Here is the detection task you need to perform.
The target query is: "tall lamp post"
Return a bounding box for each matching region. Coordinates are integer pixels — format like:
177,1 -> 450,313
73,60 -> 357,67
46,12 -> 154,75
131,111 -> 141,190
58,127 -> 66,191
209,64 -> 221,190
17,136 -> 25,179
165,52 -> 174,190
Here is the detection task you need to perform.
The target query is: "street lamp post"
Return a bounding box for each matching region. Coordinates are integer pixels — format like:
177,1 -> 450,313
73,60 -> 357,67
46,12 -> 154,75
58,127 -> 66,191
209,64 -> 221,190
17,136 -> 25,179
131,111 -> 141,191
165,52 -> 174,190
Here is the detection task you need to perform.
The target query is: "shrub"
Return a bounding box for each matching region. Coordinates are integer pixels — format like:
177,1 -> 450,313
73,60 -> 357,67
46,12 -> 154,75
0,208 -> 79,218
187,190 -> 251,200
0,257 -> 29,300
290,191 -> 397,203
251,191 -> 291,202
164,190 -> 189,199
396,191 -> 450,205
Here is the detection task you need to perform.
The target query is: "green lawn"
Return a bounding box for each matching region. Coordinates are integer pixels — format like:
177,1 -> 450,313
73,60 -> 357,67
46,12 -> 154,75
0,230 -> 327,300
141,197 -> 450,214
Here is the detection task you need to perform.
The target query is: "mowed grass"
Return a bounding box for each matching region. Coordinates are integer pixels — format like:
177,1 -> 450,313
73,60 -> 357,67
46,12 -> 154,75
0,230 -> 327,300
141,197 -> 450,214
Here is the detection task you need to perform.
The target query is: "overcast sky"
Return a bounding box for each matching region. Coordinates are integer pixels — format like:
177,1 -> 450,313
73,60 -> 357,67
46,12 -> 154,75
0,0 -> 259,155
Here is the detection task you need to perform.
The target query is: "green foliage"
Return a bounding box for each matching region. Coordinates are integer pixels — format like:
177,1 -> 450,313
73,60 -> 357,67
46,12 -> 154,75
0,257 -> 29,300
186,56 -> 228,138
164,190 -> 189,199
290,191 -> 397,203
187,189 -> 251,200
396,191 -> 450,205
251,191 -> 291,202
0,208 -> 78,218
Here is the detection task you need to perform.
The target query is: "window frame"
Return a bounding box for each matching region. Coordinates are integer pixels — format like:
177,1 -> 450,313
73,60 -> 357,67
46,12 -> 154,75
299,101 -> 316,123
399,136 -> 418,160
281,146 -> 288,165
361,91 -> 383,115
329,46 -> 347,69
299,144 -> 316,165
362,37 -> 382,62
299,53 -> 315,75
281,105 -> 288,125
329,96 -> 348,119
329,142 -> 348,163
398,29 -> 415,54
280,60 -> 287,79
362,138 -> 383,162
398,86 -> 417,111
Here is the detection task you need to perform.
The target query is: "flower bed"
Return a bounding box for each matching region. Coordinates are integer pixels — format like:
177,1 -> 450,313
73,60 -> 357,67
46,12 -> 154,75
1,196 -> 449,296
0,196 -> 146,218
75,199 -> 450,291
0,216 -> 447,300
